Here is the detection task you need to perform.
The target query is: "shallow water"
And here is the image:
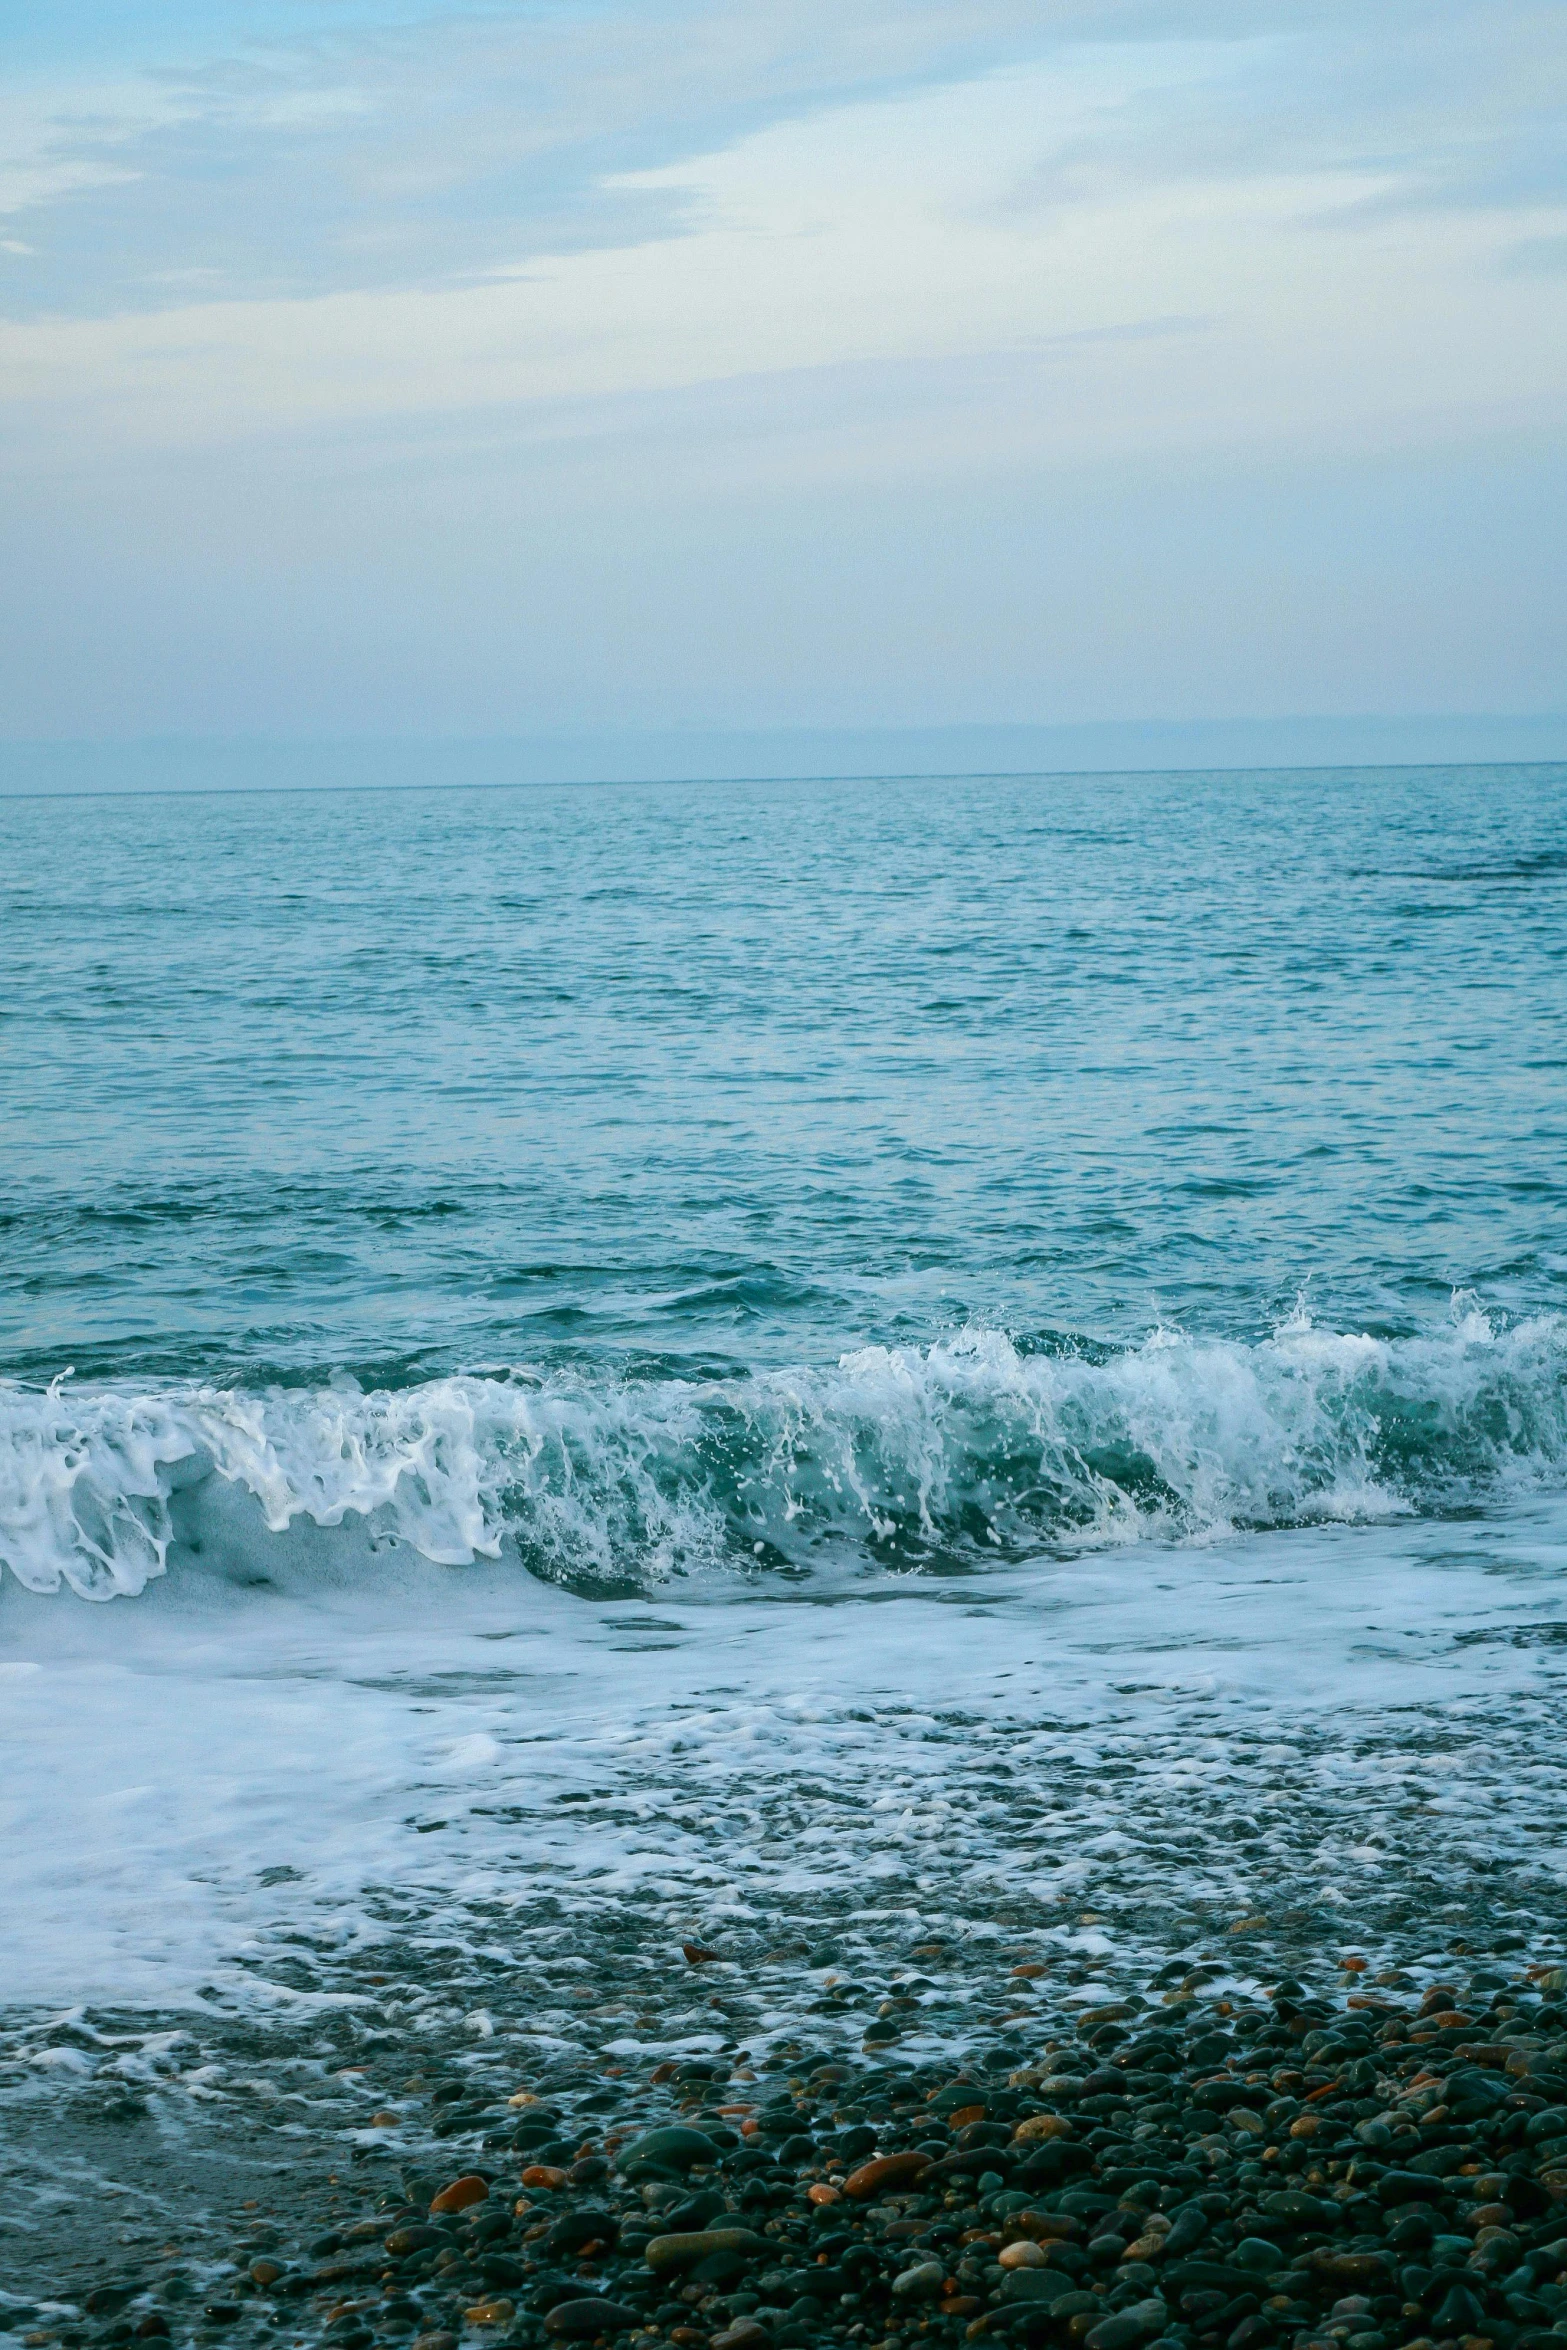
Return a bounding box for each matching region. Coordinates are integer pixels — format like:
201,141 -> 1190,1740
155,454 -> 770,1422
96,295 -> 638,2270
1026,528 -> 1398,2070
2,764 -> 1566,2286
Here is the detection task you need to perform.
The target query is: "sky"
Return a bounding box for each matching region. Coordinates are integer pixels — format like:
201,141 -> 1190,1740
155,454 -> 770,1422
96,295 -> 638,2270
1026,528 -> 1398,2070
1,1 -> 1564,747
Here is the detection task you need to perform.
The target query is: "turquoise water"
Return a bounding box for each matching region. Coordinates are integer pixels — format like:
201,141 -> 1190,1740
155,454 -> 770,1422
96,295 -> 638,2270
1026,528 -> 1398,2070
4,759 -> 1567,2129
3,761 -> 1566,1595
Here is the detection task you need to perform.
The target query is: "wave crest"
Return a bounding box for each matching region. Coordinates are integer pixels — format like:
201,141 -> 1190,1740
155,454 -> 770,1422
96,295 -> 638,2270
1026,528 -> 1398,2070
4,1309 -> 1565,1599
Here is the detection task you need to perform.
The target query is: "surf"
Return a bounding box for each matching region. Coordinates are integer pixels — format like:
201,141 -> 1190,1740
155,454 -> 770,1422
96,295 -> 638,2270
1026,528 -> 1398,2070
5,1304 -> 1564,1603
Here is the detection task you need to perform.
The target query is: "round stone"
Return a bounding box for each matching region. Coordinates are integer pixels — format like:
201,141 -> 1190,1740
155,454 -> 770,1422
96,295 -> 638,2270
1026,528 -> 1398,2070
430,2177 -> 489,2216
543,2299 -> 642,2338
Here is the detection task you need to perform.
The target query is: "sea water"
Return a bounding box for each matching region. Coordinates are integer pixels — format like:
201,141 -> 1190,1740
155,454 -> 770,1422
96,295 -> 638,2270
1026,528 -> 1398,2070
2,764 -> 1566,2218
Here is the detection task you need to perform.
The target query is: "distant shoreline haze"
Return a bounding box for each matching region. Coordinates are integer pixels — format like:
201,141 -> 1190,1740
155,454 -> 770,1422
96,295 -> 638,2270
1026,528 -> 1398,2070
3,715 -> 1567,795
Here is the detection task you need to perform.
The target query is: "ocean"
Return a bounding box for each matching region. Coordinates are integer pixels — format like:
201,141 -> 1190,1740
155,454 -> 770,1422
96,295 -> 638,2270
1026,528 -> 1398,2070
2,762 -> 1566,2293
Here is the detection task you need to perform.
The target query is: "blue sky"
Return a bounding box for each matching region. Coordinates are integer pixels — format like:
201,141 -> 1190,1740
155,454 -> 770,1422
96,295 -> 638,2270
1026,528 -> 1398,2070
2,1 -> 1564,743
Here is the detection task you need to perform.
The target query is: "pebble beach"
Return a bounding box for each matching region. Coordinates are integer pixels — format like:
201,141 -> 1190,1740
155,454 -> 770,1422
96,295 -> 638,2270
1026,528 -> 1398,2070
5,1951 -> 1567,2350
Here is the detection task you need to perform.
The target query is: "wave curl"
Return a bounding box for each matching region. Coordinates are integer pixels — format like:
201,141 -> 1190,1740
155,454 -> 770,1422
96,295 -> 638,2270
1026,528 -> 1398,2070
4,1308 -> 1565,1599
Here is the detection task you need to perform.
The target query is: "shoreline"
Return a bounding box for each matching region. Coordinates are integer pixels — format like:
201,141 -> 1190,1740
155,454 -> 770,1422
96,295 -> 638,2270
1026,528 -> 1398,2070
6,1956 -> 1565,2350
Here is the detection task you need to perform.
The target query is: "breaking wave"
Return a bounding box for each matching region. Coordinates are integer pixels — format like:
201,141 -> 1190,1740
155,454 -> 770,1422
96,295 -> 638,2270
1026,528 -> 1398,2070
3,1307 -> 1565,1601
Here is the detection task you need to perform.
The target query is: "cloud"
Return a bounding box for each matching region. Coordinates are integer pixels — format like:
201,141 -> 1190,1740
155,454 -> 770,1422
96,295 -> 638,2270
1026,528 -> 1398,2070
0,0 -> 1563,744
1504,231 -> 1567,273
2,0 -> 1563,325
3,59 -> 1559,500
0,2 -> 1062,315
1,29 -> 1563,482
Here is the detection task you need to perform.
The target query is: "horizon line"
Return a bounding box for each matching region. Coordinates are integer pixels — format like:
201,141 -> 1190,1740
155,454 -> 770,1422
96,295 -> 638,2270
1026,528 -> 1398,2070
3,756 -> 1566,810
5,714 -> 1566,800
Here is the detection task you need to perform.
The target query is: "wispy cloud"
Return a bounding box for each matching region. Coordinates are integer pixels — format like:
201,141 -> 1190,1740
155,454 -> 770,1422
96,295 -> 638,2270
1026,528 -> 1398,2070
1503,231 -> 1567,273
5,1 -> 1564,323
0,0 -> 1563,738
0,3 -> 1059,314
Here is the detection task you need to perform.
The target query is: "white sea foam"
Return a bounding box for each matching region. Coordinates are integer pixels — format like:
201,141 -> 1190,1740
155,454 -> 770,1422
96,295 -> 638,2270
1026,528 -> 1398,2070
1,1308 -> 1564,1600
2,1497 -> 1566,2020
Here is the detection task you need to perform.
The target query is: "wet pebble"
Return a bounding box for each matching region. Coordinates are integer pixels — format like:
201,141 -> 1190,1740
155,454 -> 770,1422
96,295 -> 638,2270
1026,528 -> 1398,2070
39,1959 -> 1567,2350
543,2299 -> 642,2338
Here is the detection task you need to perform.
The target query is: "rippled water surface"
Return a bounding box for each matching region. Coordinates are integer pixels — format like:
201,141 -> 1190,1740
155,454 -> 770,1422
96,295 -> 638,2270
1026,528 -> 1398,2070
2,763 -> 1566,1594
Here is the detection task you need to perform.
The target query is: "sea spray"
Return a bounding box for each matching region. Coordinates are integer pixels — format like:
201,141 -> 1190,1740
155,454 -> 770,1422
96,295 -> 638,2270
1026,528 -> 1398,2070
4,1307 -> 1564,1599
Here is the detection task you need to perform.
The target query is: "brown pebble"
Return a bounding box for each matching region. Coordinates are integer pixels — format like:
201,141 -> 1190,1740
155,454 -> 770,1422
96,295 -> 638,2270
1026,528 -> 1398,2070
1003,2214 -> 1080,2244
843,2151 -> 931,2198
1311,2252 -> 1392,2288
430,2175 -> 488,2214
1014,2114 -> 1073,2142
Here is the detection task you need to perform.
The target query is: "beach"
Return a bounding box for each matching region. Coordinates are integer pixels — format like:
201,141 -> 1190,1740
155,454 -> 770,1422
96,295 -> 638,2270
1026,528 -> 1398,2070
3,763 -> 1566,2344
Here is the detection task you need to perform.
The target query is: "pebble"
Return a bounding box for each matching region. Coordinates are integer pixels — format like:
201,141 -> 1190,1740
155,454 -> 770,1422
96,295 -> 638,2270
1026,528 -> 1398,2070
891,2258 -> 946,2301
998,2265 -> 1078,2306
843,2151 -> 932,2198
542,2300 -> 641,2338
1015,2113 -> 1074,2142
620,2127 -> 720,2176
643,2228 -> 767,2274
39,1962 -> 1567,2350
429,2176 -> 488,2215
1086,2299 -> 1170,2348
